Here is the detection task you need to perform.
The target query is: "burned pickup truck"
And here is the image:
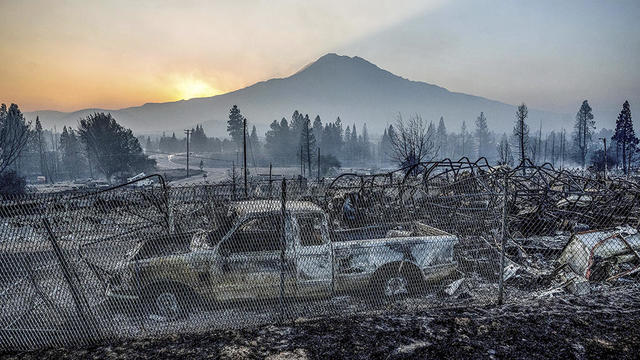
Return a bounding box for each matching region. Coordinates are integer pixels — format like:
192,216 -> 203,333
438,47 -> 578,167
106,200 -> 458,317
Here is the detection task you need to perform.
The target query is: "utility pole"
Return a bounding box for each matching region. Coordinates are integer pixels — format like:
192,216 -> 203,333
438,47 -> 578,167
497,172 -> 508,305
51,127 -> 58,182
601,137 -> 608,179
306,132 -> 311,178
317,147 -> 320,182
561,129 -> 566,170
184,129 -> 192,177
243,117 -> 248,197
269,163 -> 273,196
551,132 -> 556,167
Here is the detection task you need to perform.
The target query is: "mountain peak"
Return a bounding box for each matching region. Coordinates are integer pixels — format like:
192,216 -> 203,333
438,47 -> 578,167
294,53 -> 382,77
316,53 -> 359,63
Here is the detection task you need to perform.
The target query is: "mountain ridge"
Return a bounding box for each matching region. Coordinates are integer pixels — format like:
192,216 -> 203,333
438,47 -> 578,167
25,53 -> 570,136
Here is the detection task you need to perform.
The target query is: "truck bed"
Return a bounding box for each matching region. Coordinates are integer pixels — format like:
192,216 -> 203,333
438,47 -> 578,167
330,221 -> 449,242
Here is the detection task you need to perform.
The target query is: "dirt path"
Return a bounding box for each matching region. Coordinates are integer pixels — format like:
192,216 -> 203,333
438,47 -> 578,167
3,284 -> 639,359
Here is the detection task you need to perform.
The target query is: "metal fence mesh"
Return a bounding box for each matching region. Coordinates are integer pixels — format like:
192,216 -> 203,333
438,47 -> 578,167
1,161 -> 639,350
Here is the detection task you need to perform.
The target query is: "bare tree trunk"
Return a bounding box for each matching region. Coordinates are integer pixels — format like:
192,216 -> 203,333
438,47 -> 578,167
306,132 -> 311,176
519,121 -> 525,174
585,123 -> 588,168
551,133 -> 555,166
622,140 -> 627,174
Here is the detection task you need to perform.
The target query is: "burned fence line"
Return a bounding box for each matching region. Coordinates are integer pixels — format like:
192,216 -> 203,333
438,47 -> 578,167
0,162 -> 639,351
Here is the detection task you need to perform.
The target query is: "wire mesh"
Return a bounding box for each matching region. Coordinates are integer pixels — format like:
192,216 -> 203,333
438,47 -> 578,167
502,165 -> 640,300
1,162 -> 639,351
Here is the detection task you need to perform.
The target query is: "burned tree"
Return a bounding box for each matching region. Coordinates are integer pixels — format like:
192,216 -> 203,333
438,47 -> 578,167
560,128 -> 567,169
497,133 -> 513,166
512,103 -> 529,173
389,113 -> 435,170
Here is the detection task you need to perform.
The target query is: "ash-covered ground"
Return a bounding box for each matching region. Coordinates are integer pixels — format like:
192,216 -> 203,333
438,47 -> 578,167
3,283 -> 638,360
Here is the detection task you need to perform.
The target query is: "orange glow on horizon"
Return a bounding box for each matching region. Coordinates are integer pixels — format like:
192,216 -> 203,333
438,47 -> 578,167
0,1 -> 442,113
173,77 -> 222,101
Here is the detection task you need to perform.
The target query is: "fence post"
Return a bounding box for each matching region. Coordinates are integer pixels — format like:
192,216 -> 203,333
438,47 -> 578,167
43,219 -> 100,340
279,178 -> 287,321
232,161 -> 236,200
497,172 -> 509,305
165,187 -> 175,234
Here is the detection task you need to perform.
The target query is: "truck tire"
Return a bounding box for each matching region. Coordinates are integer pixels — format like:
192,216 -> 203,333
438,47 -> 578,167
371,264 -> 424,301
144,282 -> 193,320
381,273 -> 410,298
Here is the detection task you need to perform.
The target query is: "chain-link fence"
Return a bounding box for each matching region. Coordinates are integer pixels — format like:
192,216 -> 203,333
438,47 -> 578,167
1,161 -> 639,351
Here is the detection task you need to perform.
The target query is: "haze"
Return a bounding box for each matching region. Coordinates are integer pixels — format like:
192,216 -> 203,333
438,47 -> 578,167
1,0 -> 639,120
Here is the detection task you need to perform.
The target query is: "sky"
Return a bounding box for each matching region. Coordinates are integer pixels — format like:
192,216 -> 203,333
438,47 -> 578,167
1,0 -> 639,121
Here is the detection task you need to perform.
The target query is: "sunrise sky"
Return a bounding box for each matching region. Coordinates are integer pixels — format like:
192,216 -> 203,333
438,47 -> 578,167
1,0 -> 639,116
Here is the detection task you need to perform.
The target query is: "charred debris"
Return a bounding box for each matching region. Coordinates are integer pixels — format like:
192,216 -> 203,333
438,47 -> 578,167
323,158 -> 640,295
2,158 -> 640,299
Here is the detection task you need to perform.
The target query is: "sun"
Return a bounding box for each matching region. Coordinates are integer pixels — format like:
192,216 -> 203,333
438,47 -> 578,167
175,77 -> 220,100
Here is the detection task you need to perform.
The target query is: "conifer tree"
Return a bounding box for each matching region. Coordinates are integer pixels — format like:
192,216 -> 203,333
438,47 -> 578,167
299,114 -> 316,174
59,126 -> 84,179
227,105 -> 244,149
312,115 -> 323,149
573,100 -> 595,168
612,100 -> 637,174
436,116 -> 447,158
249,125 -> 260,153
475,112 -> 490,159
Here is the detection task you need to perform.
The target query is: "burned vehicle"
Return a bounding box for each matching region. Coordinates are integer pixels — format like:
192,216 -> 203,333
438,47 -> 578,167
106,200 -> 458,317
557,226 -> 640,294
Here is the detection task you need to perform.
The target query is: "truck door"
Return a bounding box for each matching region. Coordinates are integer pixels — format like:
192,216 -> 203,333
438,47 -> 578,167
292,213 -> 333,297
214,215 -> 286,300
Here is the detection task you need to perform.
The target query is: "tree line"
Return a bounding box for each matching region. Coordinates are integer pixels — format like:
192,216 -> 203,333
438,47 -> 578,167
2,98 -> 636,195
499,100 -> 637,174
1,106 -> 155,194
149,101 -> 638,175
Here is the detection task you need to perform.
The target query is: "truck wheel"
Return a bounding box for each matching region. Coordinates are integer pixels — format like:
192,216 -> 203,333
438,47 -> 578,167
145,283 -> 191,319
382,274 -> 410,298
372,265 -> 424,301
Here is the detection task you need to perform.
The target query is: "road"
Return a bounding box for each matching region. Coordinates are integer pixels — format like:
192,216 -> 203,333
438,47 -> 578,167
150,153 -> 301,186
